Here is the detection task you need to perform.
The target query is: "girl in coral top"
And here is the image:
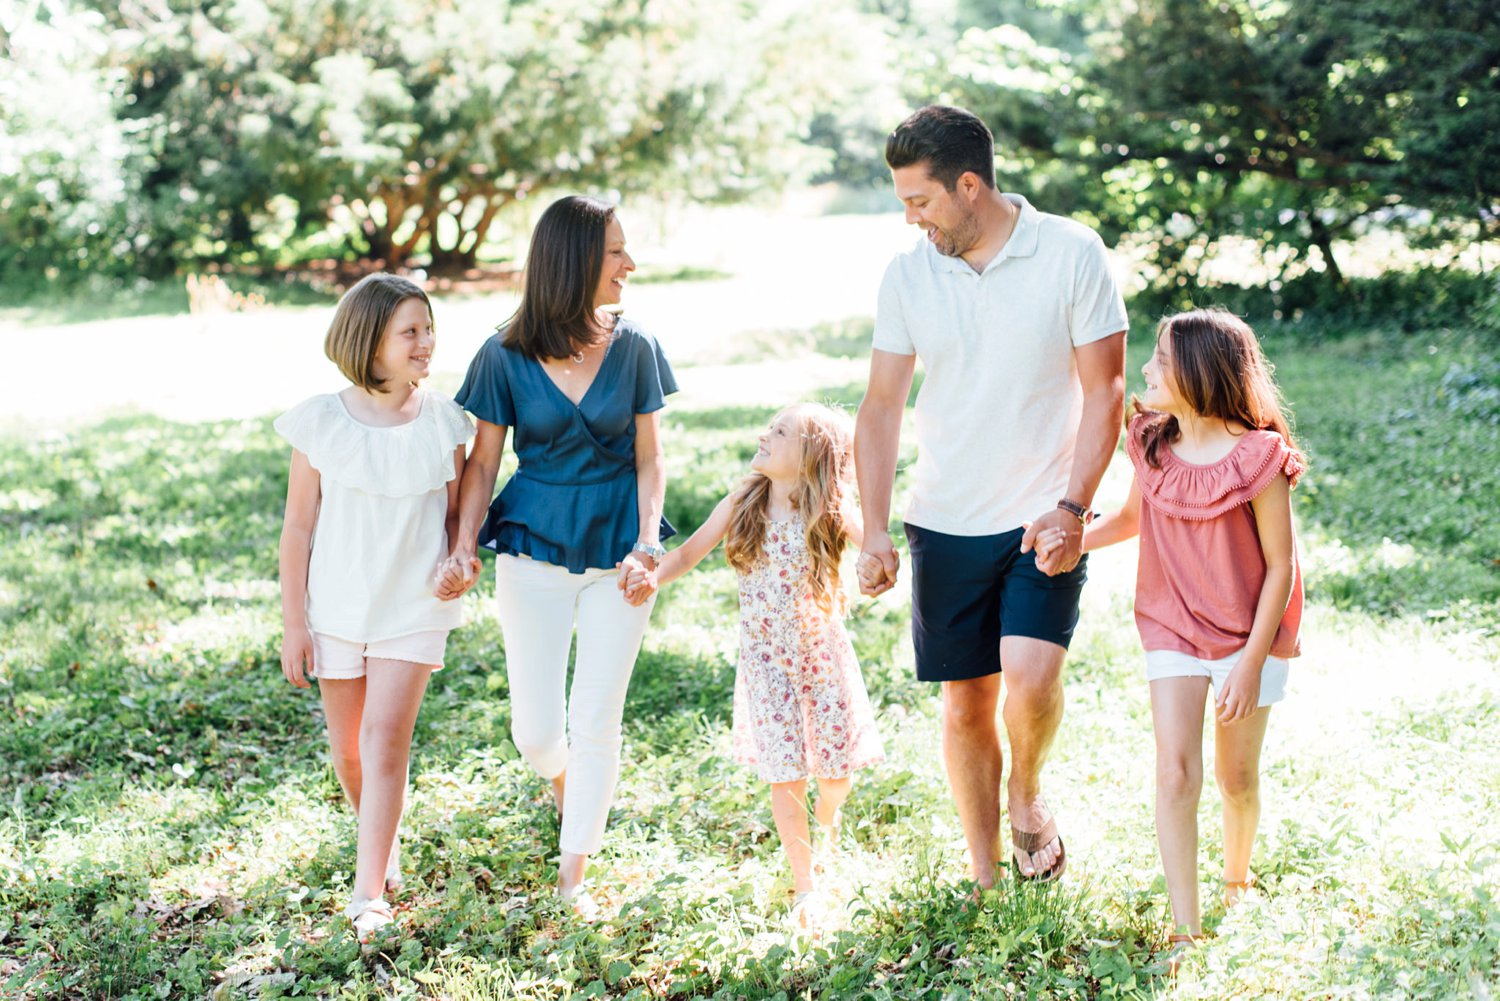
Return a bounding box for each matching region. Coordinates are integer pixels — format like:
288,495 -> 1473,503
1059,308 -> 1306,963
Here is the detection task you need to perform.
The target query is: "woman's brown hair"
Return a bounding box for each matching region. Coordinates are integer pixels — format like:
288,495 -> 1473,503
324,273 -> 432,393
501,195 -> 615,360
725,404 -> 857,615
1136,308 -> 1306,476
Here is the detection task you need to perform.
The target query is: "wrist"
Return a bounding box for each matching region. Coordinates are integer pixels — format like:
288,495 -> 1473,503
631,540 -> 666,561
1056,497 -> 1094,525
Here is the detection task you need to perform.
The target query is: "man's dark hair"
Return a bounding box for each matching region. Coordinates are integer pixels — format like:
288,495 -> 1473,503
884,105 -> 996,191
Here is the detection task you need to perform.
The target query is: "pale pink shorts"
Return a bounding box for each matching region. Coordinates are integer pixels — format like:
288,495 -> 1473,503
1144,647 -> 1288,707
311,630 -> 448,680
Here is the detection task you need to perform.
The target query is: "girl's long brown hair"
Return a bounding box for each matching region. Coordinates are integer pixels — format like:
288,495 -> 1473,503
1136,308 -> 1305,479
725,404 -> 856,614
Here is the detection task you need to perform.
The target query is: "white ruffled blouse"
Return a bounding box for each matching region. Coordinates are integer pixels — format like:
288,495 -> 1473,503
274,390 -> 474,643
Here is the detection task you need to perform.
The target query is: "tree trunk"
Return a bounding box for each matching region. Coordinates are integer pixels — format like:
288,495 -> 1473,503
1309,216 -> 1345,286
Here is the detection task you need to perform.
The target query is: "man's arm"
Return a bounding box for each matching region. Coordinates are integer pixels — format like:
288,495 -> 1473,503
1023,331 -> 1126,575
854,348 -> 916,595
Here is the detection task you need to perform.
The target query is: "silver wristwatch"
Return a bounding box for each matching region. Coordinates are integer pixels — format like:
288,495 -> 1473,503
631,541 -> 666,561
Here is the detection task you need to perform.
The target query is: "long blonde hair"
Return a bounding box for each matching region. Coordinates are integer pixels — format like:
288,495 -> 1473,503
725,404 -> 856,614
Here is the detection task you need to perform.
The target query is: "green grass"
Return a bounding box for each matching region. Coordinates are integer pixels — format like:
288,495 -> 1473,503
0,310 -> 1496,997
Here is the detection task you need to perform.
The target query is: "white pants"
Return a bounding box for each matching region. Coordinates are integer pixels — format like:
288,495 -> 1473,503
493,554 -> 655,855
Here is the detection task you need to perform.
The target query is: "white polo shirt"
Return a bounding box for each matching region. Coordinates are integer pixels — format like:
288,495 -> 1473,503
873,194 -> 1128,536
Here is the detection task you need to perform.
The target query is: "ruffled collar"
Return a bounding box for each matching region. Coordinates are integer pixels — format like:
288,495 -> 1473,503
1127,416 -> 1301,521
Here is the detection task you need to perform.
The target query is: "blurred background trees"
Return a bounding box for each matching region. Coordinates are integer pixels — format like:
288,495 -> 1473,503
2,0 -> 1496,298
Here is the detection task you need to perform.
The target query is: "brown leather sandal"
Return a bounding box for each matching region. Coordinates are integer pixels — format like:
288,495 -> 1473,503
1010,813 -> 1066,883
1224,876 -> 1255,908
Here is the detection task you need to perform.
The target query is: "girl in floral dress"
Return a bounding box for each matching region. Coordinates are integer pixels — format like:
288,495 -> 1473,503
622,403 -> 884,927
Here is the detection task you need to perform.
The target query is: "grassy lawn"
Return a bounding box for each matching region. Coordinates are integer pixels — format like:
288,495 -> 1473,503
0,310 -> 1496,998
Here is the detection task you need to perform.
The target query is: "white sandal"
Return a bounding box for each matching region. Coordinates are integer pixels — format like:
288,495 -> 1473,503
789,889 -> 824,934
558,883 -> 601,922
345,897 -> 395,941
385,836 -> 403,893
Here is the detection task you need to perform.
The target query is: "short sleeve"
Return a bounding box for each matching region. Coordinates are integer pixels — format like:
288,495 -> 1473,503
455,335 -> 515,426
632,326 -> 677,415
1069,233 -> 1129,347
872,258 -> 916,355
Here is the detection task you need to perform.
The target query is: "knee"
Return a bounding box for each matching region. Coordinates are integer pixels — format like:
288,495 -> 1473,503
1216,766 -> 1259,806
328,745 -> 361,777
1004,674 -> 1062,721
510,725 -> 567,778
358,721 -> 411,778
944,695 -> 996,733
1156,757 -> 1203,804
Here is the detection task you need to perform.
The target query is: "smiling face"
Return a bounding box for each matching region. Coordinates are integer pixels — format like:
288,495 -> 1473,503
891,163 -> 983,258
370,296 -> 435,388
592,216 -> 635,309
1141,328 -> 1184,414
750,409 -> 804,482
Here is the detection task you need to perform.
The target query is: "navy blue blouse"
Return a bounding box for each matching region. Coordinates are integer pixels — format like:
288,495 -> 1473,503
455,318 -> 678,573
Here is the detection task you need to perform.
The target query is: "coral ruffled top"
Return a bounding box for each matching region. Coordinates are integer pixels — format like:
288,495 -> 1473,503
1126,414 -> 1306,661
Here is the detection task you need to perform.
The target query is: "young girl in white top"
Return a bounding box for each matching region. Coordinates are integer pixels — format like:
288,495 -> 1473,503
276,273 -> 474,939
1044,308 -> 1305,968
622,403 -> 884,930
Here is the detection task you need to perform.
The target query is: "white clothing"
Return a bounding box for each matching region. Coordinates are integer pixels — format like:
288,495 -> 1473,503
274,390 -> 474,643
1144,648 -> 1289,707
492,554 -> 655,856
310,629 -> 449,679
872,194 -> 1129,536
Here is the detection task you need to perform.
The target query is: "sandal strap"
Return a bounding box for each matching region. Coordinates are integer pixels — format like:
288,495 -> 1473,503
1011,815 -> 1059,853
345,896 -> 393,921
1224,878 -> 1254,889
1168,933 -> 1205,944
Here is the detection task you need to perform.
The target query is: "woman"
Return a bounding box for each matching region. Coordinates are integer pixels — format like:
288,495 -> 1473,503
442,195 -> 675,916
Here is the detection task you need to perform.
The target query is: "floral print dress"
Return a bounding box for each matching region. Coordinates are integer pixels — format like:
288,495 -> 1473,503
733,513 -> 885,784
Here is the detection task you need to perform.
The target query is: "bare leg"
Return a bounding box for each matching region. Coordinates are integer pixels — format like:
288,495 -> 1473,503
941,675 -> 1004,887
349,659 -> 433,906
769,780 -> 813,893
1151,676 -> 1210,935
813,775 -> 851,840
551,774 -> 566,819
319,678 -> 366,811
1000,636 -> 1067,877
1215,706 -> 1272,907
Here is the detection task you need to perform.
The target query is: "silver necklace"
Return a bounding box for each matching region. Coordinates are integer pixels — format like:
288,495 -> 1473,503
570,348 -> 586,364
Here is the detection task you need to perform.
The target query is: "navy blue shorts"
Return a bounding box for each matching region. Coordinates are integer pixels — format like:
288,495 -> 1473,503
906,522 -> 1088,683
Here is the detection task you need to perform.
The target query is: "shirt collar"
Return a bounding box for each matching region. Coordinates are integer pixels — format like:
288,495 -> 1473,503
925,193 -> 1041,275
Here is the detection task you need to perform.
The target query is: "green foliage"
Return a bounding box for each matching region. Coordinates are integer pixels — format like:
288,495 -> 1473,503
1,0 -> 877,281
0,304 -> 1496,996
929,0 -> 1500,289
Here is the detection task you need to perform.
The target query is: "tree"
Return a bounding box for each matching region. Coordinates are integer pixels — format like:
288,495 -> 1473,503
81,0 -> 874,274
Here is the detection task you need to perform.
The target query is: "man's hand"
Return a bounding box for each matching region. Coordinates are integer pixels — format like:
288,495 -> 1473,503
1021,509 -> 1083,576
858,531 -> 900,596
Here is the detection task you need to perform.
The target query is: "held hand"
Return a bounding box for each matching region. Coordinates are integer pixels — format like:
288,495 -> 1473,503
281,626 -> 315,689
434,552 -> 482,600
616,553 -> 659,606
1021,510 -> 1082,576
857,532 -> 900,596
1215,659 -> 1264,724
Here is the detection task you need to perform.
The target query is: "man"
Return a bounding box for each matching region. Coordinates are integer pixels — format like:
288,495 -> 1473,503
855,105 -> 1127,886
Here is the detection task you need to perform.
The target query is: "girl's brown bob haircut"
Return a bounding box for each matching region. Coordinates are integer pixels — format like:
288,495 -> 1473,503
502,195 -> 616,361
324,273 -> 433,392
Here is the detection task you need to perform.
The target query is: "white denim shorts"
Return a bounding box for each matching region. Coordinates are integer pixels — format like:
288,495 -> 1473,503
1144,648 -> 1289,707
311,630 -> 449,679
